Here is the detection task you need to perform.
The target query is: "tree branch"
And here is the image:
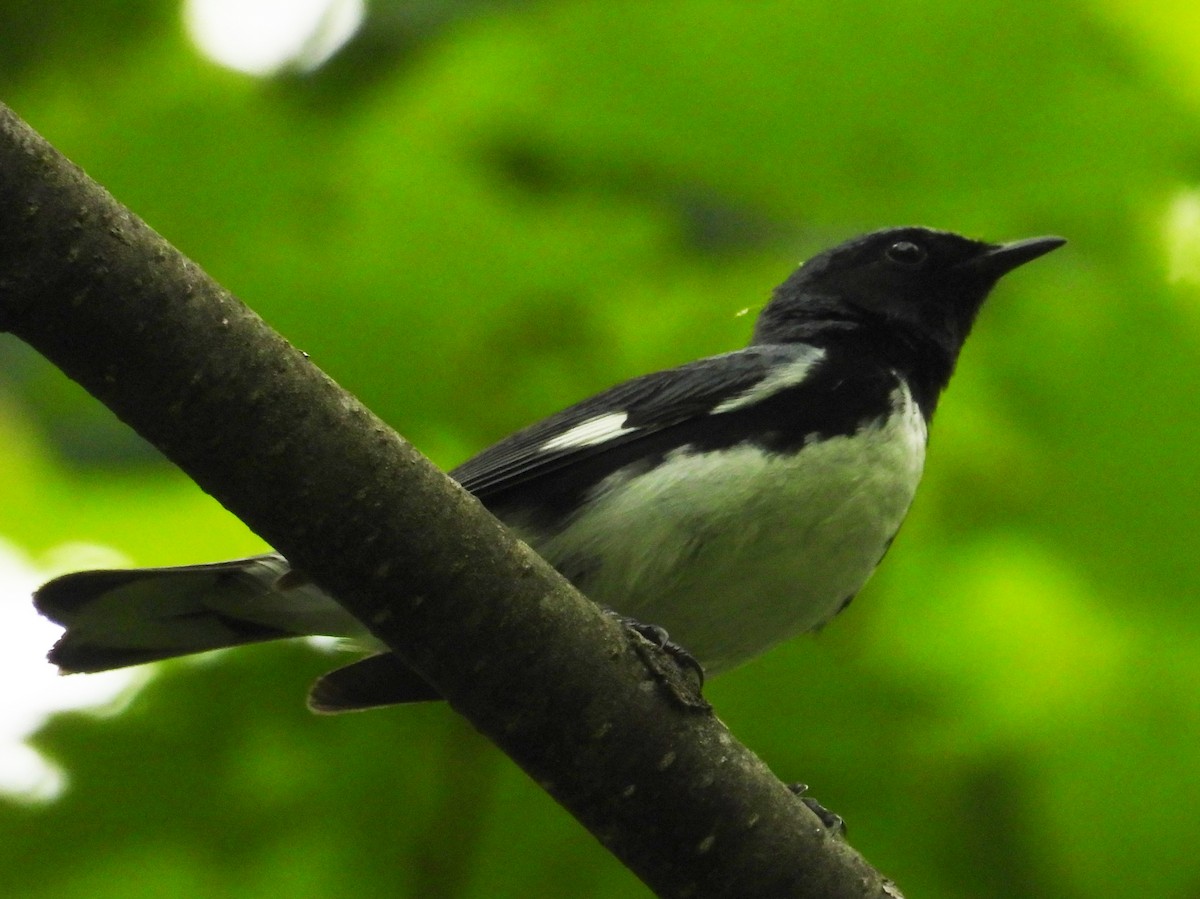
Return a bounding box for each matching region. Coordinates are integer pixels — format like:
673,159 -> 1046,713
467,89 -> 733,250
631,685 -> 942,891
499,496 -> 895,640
0,101 -> 900,898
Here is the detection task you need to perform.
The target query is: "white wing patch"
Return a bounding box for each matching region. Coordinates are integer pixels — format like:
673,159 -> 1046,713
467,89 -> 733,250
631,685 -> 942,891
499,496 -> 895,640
540,412 -> 635,451
711,348 -> 827,414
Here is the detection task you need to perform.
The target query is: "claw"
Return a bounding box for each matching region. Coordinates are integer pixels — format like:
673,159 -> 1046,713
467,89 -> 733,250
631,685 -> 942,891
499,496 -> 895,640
610,612 -> 709,711
787,783 -> 846,835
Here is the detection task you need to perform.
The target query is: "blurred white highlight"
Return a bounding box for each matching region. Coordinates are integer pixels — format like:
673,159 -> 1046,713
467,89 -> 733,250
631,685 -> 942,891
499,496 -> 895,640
184,0 -> 365,76
0,540 -> 143,803
1165,189 -> 1200,284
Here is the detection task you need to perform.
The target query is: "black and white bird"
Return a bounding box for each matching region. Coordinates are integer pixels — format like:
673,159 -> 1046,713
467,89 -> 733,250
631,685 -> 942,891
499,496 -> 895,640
35,227 -> 1064,711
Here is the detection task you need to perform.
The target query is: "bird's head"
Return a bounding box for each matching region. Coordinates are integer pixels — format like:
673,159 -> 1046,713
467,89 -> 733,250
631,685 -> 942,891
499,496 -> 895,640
756,227 -> 1064,362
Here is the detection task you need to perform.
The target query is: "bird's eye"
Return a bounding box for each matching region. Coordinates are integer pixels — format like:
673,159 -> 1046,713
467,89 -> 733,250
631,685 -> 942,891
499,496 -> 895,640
884,241 -> 927,267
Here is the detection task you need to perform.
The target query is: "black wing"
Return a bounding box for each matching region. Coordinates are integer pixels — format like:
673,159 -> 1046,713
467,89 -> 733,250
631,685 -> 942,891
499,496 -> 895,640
451,343 -> 826,508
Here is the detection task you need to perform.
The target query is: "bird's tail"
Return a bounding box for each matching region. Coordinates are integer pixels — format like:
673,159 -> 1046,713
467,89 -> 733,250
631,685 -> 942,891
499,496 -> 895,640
35,554 -> 442,711
34,555 -> 363,674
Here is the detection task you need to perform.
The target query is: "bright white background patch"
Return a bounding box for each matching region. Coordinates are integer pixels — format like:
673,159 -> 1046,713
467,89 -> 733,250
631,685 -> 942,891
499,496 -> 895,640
0,541 -> 142,803
541,412 -> 633,450
184,0 -> 364,76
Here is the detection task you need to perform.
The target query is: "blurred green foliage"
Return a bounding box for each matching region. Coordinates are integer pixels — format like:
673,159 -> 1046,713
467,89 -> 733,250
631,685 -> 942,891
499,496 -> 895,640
3,0 -> 1200,896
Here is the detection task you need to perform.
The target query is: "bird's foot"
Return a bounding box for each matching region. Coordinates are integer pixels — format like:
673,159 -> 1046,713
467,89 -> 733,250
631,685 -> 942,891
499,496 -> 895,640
611,613 -> 709,711
787,783 -> 846,835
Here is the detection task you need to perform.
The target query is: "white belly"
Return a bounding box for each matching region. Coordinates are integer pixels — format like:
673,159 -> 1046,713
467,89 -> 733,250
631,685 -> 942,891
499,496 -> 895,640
527,385 -> 927,673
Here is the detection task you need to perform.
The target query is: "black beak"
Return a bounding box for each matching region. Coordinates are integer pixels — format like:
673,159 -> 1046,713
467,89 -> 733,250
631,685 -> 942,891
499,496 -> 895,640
964,235 -> 1067,280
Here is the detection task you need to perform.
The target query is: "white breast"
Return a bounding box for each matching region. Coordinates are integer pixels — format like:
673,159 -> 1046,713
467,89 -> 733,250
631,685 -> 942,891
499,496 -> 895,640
525,383 -> 927,673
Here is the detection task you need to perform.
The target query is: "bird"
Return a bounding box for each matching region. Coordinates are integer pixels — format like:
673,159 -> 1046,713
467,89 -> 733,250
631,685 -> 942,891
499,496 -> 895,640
34,226 -> 1064,712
